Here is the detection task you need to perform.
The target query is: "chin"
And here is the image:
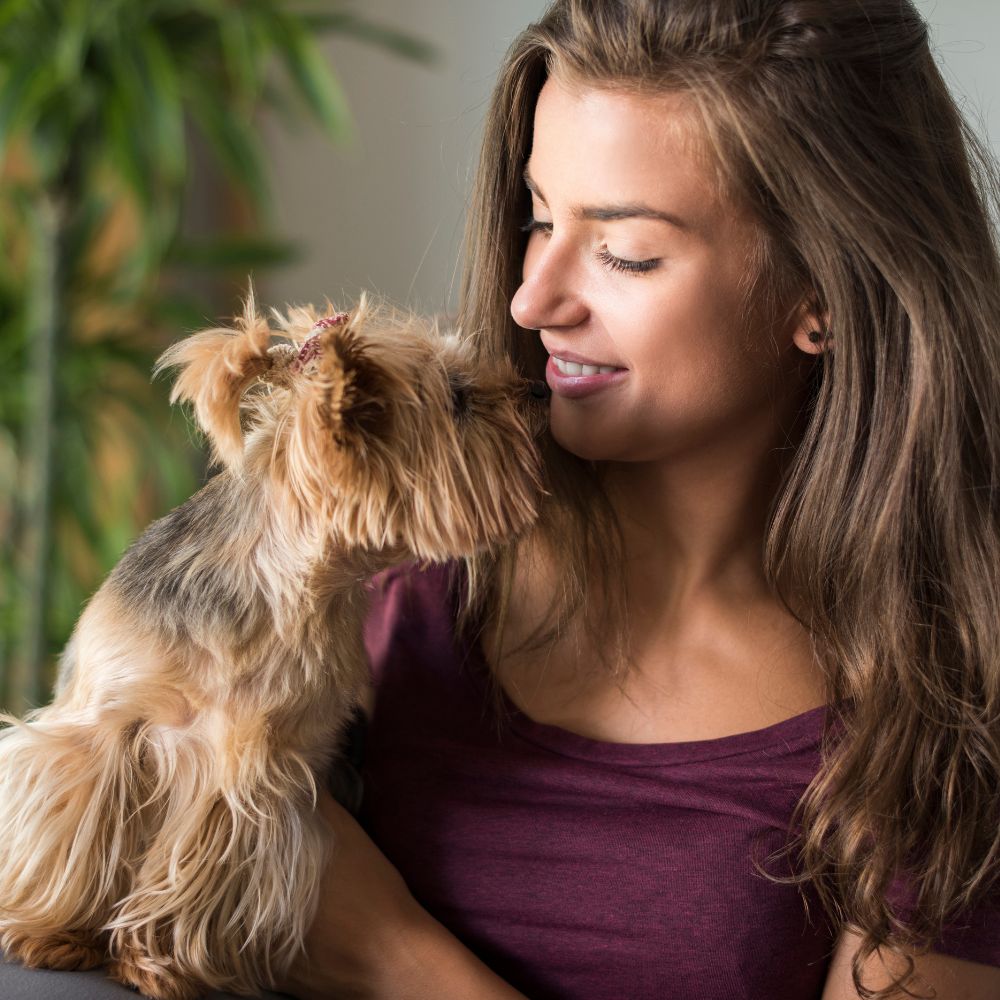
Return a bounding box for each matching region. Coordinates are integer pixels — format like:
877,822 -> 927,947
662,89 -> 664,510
551,419 -> 660,465
550,417 -> 615,462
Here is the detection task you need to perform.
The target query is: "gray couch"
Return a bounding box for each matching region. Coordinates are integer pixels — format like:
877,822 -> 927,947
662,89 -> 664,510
0,956 -> 293,998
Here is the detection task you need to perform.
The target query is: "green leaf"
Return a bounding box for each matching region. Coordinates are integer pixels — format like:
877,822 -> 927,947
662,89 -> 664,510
148,439 -> 199,511
183,79 -> 270,212
219,8 -> 266,109
62,190 -> 113,270
53,421 -> 105,556
268,10 -> 356,146
0,61 -> 60,166
101,63 -> 155,211
87,0 -> 137,47
90,33 -> 183,261
52,0 -> 90,87
256,78 -> 304,125
136,27 -> 186,189
0,0 -> 32,36
165,234 -> 301,270
298,10 -> 439,66
144,293 -> 216,337
0,423 -> 17,512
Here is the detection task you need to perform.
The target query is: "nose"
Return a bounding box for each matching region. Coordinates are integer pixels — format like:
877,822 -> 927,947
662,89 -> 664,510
510,238 -> 589,332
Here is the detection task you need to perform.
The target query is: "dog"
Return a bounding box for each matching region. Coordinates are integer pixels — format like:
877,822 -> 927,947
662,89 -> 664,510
0,286 -> 548,999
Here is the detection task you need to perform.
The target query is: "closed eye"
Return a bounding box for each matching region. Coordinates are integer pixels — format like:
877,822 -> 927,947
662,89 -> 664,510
518,217 -> 660,275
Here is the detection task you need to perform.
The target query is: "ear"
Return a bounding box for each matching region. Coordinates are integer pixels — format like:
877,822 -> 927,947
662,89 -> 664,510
282,316 -> 401,511
791,291 -> 833,356
303,321 -> 393,452
153,288 -> 284,470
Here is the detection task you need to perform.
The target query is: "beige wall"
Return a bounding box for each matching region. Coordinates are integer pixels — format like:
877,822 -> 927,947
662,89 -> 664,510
260,0 -> 547,319
260,1 -> 1000,320
916,0 -> 1000,148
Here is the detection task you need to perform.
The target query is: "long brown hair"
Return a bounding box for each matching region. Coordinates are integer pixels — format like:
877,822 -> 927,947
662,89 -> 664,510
452,2 -> 1000,997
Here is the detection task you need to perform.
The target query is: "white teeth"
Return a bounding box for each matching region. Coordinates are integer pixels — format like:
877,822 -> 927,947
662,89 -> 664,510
553,356 -> 621,376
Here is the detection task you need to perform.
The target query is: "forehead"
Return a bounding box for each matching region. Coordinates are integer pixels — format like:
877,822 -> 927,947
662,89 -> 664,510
528,76 -> 730,221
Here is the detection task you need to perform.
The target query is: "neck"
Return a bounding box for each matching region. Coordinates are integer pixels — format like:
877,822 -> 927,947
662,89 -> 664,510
601,392 -> 809,614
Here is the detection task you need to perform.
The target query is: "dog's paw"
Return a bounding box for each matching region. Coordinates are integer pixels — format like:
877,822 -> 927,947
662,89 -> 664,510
108,946 -> 203,1000
1,927 -> 105,971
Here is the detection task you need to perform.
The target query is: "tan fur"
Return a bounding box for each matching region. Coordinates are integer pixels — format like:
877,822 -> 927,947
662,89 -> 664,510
0,286 -> 546,998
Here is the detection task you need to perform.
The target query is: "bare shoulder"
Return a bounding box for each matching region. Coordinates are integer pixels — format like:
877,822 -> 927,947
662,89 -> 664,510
822,927 -> 1000,1000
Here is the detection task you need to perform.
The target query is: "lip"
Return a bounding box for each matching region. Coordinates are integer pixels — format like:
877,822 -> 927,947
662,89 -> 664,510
545,354 -> 629,399
541,341 -> 627,369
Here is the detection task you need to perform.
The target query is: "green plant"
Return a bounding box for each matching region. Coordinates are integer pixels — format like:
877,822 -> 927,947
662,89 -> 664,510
0,0 -> 436,712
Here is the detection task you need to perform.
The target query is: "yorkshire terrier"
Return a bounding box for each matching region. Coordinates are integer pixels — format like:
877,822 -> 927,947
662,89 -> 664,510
0,287 -> 548,999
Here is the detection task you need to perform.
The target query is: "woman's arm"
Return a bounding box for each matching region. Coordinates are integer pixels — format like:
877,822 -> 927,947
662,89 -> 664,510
376,908 -> 531,1000
277,790 -> 528,1000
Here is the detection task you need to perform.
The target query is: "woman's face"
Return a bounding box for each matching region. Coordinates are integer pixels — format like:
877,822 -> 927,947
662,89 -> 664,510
510,76 -> 817,463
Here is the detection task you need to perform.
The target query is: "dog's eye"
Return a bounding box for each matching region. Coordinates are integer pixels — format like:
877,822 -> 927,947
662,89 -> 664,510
450,380 -> 469,416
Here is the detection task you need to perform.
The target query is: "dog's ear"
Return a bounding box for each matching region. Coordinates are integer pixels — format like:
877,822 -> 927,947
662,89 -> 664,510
308,321 -> 393,451
154,288 -> 279,470
282,315 -> 398,510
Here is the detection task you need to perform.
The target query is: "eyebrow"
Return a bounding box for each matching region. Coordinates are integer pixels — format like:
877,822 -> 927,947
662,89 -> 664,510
522,165 -> 694,232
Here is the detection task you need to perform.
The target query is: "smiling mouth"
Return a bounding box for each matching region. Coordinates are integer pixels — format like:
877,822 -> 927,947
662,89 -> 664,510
552,355 -> 624,376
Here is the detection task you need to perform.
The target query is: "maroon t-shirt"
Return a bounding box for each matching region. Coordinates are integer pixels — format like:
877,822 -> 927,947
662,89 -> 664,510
358,561 -> 1000,999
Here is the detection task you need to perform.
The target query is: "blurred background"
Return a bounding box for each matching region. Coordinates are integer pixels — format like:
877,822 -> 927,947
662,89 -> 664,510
0,0 -> 996,713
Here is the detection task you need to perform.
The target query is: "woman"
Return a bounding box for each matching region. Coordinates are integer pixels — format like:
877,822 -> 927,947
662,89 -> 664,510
280,1 -> 1000,998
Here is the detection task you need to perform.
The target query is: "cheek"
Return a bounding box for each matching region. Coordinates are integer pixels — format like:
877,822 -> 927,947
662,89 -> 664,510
607,271 -> 760,419
624,260 -> 748,365
594,276 -> 700,372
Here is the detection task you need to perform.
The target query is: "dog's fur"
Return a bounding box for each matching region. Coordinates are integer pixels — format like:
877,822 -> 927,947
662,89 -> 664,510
0,287 -> 545,998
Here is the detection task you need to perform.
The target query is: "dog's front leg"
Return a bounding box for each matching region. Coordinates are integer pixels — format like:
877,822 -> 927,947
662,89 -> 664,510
0,661 -> 154,973
104,711 -> 332,1000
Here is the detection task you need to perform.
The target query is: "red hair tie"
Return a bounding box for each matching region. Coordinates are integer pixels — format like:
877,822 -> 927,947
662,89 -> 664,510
291,312 -> 350,372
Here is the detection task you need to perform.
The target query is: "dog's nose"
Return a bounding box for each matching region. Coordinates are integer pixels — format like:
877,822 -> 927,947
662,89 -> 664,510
528,379 -> 551,400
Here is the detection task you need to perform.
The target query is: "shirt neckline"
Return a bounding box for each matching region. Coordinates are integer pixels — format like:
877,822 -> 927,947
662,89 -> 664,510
467,633 -> 828,765
448,562 -> 831,766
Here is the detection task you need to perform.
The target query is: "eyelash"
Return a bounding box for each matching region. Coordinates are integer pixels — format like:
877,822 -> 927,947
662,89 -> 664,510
518,218 -> 660,275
